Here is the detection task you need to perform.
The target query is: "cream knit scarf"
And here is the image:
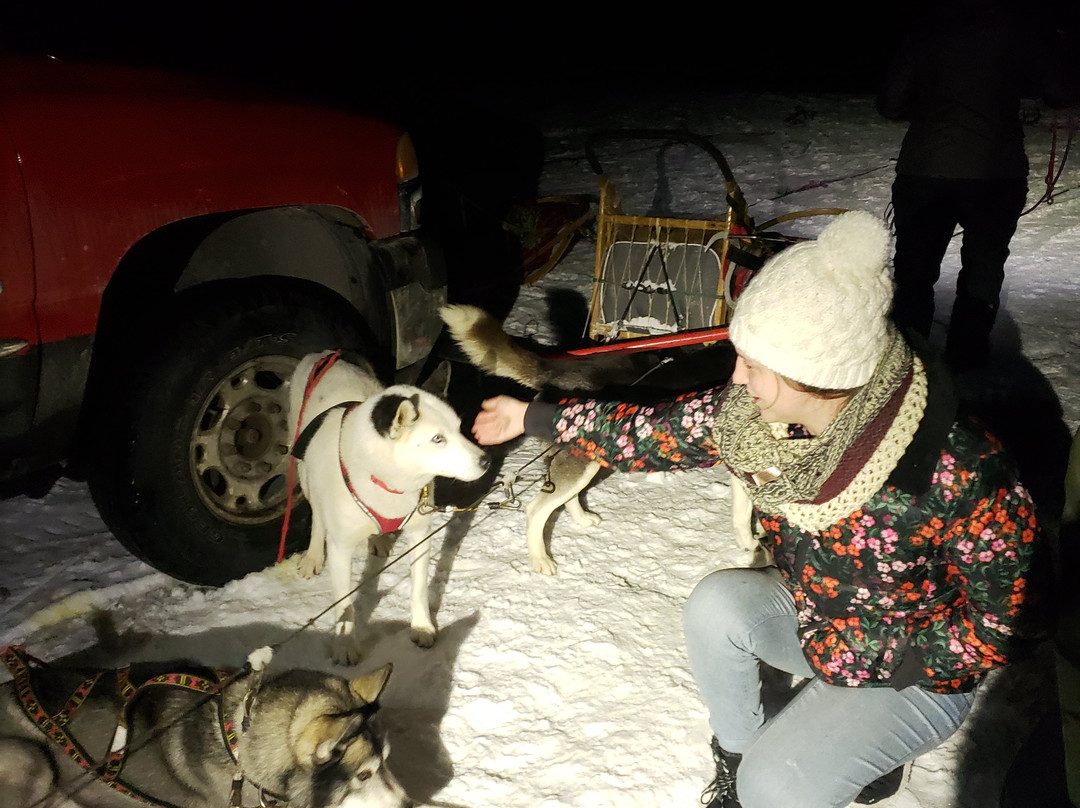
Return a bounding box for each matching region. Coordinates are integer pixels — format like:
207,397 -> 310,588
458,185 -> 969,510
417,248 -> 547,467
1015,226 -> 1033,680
714,327 -> 927,532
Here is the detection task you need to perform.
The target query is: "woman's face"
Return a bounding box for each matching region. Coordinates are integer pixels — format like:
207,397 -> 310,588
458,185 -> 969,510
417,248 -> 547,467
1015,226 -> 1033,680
732,352 -> 839,432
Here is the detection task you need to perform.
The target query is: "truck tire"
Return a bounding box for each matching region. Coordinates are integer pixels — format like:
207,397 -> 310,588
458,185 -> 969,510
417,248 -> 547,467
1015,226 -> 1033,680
87,281 -> 379,586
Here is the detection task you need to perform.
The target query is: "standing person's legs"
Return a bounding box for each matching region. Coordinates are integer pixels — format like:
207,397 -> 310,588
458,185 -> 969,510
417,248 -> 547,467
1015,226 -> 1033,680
683,566 -> 813,751
889,175 -> 958,339
946,178 -> 1027,367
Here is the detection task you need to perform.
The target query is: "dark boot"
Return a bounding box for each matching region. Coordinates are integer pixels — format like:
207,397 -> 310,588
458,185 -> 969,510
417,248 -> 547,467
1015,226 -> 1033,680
701,737 -> 742,808
945,295 -> 997,371
889,290 -> 935,342
855,765 -> 906,805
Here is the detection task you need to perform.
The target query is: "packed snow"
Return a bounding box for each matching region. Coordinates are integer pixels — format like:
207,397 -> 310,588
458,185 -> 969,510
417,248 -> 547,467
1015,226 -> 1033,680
2,89 -> 1078,808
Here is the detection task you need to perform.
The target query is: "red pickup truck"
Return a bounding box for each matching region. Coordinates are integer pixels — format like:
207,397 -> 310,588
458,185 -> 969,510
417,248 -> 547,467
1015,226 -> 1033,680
0,53 -> 447,585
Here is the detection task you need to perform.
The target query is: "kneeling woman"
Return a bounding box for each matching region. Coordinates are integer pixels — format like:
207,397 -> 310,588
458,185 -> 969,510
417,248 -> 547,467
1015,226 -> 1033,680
471,211 -> 1047,808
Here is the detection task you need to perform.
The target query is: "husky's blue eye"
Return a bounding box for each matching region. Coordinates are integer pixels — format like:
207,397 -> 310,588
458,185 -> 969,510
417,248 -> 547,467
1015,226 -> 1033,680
431,434 -> 445,444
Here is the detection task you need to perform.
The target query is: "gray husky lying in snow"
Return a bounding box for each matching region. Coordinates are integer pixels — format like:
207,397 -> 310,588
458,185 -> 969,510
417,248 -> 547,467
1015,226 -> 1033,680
0,643 -> 413,808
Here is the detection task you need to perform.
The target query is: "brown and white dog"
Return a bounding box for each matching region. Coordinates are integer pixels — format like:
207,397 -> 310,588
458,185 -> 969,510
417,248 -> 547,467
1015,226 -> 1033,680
440,304 -> 767,573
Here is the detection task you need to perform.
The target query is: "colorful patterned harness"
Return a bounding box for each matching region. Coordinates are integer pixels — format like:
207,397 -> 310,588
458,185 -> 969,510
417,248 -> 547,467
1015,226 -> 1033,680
1,645 -> 244,808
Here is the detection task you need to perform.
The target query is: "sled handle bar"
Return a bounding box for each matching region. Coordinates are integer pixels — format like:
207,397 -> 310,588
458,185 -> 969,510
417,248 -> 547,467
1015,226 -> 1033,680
583,128 -> 750,229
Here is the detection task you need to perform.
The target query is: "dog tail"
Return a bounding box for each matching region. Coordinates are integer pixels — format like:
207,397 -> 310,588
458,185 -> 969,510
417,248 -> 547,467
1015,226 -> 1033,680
440,304 -> 549,389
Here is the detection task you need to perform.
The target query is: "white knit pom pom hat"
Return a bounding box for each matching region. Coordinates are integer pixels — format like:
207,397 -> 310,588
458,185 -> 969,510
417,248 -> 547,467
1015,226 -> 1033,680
728,210 -> 893,390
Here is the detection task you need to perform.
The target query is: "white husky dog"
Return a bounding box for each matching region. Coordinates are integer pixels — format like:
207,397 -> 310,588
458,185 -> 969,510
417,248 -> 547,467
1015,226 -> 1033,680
289,351 -> 490,664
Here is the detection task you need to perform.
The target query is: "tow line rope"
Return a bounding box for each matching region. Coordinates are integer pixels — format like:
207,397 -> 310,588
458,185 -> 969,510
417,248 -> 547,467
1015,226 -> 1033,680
39,348 -> 633,806
769,111 -> 1076,217
1023,115 -> 1076,216
769,161 -> 895,201
262,446 -> 557,669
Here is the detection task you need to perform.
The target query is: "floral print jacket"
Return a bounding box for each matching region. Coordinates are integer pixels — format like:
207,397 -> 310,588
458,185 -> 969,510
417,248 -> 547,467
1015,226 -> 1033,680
529,384 -> 1046,694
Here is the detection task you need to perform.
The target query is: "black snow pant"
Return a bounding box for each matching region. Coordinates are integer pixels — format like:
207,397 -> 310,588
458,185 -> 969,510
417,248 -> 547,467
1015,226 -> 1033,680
888,174 -> 1027,366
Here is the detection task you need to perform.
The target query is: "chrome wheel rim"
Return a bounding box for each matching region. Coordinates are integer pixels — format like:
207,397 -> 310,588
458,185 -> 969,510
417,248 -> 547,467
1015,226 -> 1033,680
189,355 -> 299,525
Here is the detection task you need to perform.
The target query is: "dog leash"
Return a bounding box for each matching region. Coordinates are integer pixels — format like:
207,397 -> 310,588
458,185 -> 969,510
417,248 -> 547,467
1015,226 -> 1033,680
417,444 -> 560,516
229,647 -> 289,808
427,359 -> 676,515
278,350 -> 342,563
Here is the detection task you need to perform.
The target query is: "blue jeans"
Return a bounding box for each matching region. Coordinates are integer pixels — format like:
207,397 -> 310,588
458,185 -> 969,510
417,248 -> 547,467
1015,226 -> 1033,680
683,566 -> 976,808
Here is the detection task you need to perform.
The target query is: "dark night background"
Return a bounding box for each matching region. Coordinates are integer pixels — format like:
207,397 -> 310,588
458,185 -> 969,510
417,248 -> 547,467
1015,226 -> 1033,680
5,2 -> 1078,95
2,3 -> 928,103
3,1 -> 1077,317
6,1 -> 1076,158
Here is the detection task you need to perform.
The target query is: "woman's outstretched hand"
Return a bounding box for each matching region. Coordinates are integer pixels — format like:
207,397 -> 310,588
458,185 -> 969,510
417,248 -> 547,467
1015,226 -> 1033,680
472,396 -> 529,445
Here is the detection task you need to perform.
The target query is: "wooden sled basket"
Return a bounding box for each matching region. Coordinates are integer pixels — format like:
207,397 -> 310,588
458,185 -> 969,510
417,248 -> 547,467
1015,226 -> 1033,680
584,129 -> 843,346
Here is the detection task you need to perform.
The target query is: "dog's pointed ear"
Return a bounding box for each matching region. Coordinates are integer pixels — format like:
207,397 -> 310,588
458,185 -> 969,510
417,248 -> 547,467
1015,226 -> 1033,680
350,662 -> 393,705
296,715 -> 348,767
390,395 -> 421,438
299,708 -> 378,768
371,394 -> 420,438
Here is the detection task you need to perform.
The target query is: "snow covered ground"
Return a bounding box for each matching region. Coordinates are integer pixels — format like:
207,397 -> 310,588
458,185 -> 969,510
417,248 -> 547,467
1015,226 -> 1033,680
2,89 -> 1078,807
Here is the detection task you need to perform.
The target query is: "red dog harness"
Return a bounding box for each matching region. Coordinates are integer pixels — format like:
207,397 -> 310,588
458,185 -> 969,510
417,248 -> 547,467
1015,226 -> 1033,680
292,402 -> 421,536
337,404 -> 420,534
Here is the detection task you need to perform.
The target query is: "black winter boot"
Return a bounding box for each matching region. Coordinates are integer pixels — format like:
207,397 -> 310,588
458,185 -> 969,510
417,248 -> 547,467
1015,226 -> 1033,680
701,737 -> 742,808
854,765 -> 906,804
945,295 -> 997,371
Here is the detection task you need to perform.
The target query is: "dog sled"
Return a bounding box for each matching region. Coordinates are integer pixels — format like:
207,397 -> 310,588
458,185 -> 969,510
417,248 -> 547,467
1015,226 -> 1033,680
516,129 -> 844,357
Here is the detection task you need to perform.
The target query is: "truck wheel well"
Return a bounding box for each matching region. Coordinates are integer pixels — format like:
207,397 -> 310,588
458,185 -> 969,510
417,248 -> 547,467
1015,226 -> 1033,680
71,207 -> 391,473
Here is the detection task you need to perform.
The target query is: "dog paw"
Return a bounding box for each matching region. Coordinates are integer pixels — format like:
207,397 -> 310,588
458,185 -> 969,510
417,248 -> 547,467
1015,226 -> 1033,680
410,627 -> 437,648
570,511 -> 602,528
330,635 -> 364,666
530,554 -> 558,575
368,535 -> 394,557
297,554 -> 323,578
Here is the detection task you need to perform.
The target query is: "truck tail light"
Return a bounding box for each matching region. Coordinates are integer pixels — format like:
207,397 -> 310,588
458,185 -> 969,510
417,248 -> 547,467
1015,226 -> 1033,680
397,133 -> 422,232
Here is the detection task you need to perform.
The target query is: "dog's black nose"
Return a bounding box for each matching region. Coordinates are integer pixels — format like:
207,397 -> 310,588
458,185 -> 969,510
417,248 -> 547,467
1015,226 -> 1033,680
479,453 -> 491,470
